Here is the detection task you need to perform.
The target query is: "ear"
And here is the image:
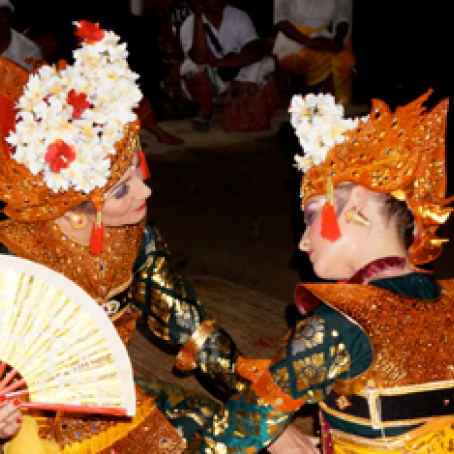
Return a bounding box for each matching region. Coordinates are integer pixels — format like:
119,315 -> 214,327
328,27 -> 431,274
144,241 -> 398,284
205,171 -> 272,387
349,185 -> 369,211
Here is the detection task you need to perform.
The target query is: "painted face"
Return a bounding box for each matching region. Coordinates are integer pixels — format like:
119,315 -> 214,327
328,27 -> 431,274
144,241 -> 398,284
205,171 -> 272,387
299,195 -> 358,280
101,153 -> 152,226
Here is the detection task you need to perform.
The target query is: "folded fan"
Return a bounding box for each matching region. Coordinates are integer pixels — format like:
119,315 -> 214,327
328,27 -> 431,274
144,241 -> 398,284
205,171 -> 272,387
0,255 -> 136,417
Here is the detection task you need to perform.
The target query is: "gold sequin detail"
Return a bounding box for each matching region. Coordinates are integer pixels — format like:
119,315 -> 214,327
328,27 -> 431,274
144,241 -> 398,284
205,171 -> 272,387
0,218 -> 145,302
305,281 -> 454,394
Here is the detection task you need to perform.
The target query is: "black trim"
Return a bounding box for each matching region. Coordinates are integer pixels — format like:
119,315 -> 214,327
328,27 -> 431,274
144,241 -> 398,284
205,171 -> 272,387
325,387 -> 454,423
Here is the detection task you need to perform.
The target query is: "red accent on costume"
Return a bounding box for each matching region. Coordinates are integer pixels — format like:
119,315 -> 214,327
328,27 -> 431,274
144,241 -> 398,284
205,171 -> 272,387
67,89 -> 90,119
237,356 -> 303,412
75,21 -> 105,43
320,201 -> 341,242
45,140 -> 76,173
89,221 -> 105,255
0,96 -> 17,159
138,151 -> 150,180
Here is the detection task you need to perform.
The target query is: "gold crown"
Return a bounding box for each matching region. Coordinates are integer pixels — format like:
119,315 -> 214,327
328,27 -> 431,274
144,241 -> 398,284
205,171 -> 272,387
299,91 -> 451,265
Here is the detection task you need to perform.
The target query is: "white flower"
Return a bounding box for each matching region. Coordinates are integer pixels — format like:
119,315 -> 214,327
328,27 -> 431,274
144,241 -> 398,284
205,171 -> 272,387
7,24 -> 142,194
291,93 -> 358,173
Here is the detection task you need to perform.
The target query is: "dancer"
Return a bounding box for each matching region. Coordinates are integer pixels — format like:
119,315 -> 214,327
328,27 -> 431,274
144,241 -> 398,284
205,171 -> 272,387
1,20 -> 452,454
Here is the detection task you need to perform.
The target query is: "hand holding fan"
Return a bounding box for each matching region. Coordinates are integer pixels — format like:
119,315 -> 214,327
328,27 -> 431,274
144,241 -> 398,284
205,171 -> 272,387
0,255 -> 136,417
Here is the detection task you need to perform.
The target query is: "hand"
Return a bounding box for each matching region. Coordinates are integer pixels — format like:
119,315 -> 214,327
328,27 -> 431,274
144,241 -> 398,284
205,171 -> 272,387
191,0 -> 206,15
207,52 -> 221,68
307,37 -> 343,53
0,398 -> 22,439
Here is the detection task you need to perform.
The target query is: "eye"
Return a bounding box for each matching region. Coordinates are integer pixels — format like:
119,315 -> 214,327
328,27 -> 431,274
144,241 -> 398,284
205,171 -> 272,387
304,208 -> 319,226
114,184 -> 129,199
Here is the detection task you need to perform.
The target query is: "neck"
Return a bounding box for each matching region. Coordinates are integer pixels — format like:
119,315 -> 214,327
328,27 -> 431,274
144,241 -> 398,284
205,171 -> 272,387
204,9 -> 224,27
350,231 -> 410,279
348,256 -> 412,284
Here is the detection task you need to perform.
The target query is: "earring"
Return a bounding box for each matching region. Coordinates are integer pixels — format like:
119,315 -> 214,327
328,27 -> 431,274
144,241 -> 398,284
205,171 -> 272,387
345,207 -> 371,228
69,213 -> 87,230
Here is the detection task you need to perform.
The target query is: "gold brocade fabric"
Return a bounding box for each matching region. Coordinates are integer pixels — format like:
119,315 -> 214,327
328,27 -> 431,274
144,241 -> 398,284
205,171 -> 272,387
0,219 -> 145,302
330,416 -> 454,453
304,281 -> 454,393
0,219 -> 186,452
36,386 -> 185,453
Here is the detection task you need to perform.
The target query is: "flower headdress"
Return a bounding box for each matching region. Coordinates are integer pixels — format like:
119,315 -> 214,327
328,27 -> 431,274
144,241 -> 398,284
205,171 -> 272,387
290,91 -> 451,265
0,21 -> 147,254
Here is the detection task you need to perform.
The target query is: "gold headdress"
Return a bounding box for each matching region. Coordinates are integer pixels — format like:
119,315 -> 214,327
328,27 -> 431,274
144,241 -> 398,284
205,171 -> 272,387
0,21 -> 144,253
290,91 -> 450,265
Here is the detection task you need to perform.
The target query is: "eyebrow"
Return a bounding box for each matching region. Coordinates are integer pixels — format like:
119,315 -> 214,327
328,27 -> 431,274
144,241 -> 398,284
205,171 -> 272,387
110,175 -> 132,194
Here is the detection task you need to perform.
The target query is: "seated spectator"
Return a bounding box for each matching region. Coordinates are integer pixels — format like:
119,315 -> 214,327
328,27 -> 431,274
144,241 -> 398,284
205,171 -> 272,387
273,0 -> 354,105
129,0 -> 185,145
180,0 -> 279,132
0,0 -> 43,71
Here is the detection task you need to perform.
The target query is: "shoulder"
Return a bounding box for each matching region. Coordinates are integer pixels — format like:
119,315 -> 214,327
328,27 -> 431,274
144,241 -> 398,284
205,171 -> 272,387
225,6 -> 253,23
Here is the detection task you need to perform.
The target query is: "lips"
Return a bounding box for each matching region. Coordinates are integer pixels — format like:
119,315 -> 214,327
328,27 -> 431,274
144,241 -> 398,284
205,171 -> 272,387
133,202 -> 147,212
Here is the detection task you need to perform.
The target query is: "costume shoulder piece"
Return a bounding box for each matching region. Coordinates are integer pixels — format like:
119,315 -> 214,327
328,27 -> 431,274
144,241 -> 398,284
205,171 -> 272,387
304,281 -> 454,393
0,219 -> 145,302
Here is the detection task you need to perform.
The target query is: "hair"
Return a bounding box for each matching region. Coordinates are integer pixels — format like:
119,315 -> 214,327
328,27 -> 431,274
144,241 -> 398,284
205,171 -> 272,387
73,201 -> 96,214
334,184 -> 415,250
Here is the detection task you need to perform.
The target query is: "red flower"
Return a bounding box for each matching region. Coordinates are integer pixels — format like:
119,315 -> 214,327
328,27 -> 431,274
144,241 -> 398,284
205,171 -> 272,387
45,140 -> 76,173
67,89 -> 90,119
75,20 -> 105,44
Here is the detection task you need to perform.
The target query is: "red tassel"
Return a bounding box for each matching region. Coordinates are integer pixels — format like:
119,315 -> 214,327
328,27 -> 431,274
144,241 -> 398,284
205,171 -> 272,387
89,220 -> 104,255
138,150 -> 150,180
320,202 -> 342,242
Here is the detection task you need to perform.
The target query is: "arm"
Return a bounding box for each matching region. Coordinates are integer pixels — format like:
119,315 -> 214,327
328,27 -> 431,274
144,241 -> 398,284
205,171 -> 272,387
187,306 -> 371,451
276,19 -> 348,53
187,0 -> 210,64
210,39 -> 265,69
276,20 -> 312,47
131,225 -> 244,397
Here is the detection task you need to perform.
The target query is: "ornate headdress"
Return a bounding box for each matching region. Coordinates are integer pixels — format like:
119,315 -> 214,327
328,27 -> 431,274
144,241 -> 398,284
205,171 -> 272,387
0,21 -> 149,254
290,91 -> 451,265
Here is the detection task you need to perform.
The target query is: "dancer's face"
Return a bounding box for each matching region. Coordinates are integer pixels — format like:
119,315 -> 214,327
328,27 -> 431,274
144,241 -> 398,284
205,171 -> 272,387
298,193 -> 359,280
102,153 -> 152,226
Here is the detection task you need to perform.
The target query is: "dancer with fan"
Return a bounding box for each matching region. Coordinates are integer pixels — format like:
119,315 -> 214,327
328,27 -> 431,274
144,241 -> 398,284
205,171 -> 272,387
1,18 -> 454,454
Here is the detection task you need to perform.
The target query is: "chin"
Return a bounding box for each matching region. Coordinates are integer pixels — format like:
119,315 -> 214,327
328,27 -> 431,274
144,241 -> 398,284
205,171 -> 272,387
313,263 -> 350,281
105,211 -> 147,227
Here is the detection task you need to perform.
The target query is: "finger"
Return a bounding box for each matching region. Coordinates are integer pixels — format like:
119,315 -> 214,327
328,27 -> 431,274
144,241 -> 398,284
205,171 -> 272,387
0,399 -> 21,424
0,415 -> 22,439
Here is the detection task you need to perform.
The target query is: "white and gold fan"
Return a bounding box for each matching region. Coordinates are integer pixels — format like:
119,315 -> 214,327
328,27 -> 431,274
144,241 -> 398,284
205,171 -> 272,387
0,255 -> 136,417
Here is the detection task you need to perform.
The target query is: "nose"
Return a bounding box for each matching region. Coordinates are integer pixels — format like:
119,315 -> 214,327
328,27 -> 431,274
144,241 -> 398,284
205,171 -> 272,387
299,229 -> 310,252
132,175 -> 152,200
